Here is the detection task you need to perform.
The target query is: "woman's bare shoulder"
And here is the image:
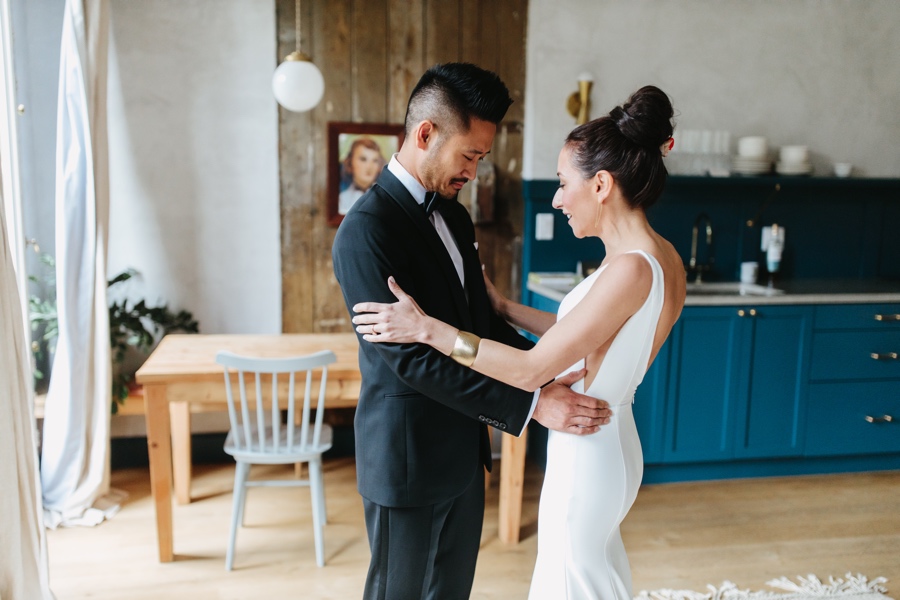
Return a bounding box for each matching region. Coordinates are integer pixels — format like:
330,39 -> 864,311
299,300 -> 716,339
589,252 -> 655,307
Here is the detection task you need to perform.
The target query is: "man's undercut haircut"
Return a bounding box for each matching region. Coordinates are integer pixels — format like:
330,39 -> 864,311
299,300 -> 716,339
404,62 -> 513,138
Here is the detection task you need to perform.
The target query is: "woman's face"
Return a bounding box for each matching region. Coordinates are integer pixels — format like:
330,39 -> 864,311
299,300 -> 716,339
350,146 -> 382,190
552,145 -> 598,239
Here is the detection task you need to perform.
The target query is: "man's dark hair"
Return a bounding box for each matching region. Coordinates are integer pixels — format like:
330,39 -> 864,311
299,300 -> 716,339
404,63 -> 513,137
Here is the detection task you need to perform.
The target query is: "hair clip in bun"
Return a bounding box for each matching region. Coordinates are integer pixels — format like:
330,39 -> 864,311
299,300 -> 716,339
660,137 -> 674,158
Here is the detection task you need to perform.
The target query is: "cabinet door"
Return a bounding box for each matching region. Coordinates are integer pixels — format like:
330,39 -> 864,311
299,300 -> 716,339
806,381 -> 900,455
810,330 -> 900,381
664,307 -> 748,463
733,305 -> 813,458
634,339 -> 670,464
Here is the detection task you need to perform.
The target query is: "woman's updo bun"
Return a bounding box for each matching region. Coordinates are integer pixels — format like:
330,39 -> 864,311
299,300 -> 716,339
565,85 -> 675,210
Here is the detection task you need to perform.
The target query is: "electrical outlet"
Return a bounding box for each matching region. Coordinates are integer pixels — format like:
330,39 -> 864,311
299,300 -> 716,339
535,213 -> 554,240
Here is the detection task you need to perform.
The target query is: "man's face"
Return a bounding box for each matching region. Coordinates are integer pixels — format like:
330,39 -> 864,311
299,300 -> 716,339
419,117 -> 496,199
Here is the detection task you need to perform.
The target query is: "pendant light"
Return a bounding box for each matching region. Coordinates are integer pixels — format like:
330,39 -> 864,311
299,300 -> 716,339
272,0 -> 324,112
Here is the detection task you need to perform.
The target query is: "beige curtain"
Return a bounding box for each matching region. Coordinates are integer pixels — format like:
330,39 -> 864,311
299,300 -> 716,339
40,0 -> 115,528
0,205 -> 54,599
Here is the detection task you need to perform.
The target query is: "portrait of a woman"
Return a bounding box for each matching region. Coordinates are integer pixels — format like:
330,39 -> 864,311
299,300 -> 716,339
338,137 -> 388,215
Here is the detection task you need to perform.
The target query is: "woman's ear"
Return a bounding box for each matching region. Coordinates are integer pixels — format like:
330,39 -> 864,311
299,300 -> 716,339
594,170 -> 613,201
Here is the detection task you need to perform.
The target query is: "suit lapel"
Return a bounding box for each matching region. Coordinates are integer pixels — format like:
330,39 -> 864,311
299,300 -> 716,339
375,170 -> 473,329
440,201 -> 491,336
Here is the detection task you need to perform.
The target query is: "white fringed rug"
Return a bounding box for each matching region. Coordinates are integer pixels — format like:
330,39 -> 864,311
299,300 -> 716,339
635,574 -> 893,600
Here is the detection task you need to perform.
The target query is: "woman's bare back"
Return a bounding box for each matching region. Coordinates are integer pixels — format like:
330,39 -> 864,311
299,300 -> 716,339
581,233 -> 685,389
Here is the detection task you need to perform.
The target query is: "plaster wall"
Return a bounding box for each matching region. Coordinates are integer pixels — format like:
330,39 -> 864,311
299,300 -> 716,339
523,0 -> 900,179
107,0 -> 281,334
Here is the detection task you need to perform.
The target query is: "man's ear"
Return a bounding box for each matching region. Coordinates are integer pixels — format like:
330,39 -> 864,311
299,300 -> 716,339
415,120 -> 434,150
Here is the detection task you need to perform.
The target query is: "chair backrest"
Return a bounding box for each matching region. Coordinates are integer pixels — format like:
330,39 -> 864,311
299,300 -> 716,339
215,350 -> 337,454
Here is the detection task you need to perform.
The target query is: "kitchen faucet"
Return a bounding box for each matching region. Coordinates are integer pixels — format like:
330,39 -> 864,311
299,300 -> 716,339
689,213 -> 714,283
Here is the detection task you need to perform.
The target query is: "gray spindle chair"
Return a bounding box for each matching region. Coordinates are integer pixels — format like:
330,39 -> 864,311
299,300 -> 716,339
216,350 -> 336,570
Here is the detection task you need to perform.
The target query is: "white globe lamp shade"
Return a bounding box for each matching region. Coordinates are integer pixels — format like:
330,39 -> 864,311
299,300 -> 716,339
272,52 -> 324,112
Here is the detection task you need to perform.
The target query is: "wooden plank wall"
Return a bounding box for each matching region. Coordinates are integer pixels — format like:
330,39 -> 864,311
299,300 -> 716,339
277,0 -> 528,333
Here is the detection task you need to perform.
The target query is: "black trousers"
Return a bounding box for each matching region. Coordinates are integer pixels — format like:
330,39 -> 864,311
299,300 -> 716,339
361,472 -> 485,600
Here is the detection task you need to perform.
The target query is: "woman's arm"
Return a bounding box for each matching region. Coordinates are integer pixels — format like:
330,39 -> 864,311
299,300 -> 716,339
354,253 -> 653,391
483,270 -> 556,337
497,300 -> 557,338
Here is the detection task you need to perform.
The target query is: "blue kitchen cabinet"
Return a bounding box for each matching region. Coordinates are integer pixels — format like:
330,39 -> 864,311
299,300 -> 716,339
633,341 -> 670,464
664,305 -> 813,463
734,305 -> 813,458
664,307 -> 746,462
805,303 -> 900,456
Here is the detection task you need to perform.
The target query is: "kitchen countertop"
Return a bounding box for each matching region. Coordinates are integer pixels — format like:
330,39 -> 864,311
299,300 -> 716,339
527,278 -> 900,307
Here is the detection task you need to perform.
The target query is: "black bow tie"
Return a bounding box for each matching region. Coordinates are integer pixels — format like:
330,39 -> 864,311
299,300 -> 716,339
423,191 -> 445,217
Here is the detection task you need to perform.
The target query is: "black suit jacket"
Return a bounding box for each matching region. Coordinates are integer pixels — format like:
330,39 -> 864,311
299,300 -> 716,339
332,168 -> 535,508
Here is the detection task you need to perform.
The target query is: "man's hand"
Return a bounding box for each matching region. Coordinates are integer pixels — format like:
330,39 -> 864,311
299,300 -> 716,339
532,369 -> 611,435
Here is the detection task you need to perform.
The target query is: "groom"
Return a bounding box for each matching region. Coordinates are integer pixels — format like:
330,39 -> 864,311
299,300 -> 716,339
332,62 -> 610,600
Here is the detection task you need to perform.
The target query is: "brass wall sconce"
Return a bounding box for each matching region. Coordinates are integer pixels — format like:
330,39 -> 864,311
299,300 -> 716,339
566,73 -> 594,125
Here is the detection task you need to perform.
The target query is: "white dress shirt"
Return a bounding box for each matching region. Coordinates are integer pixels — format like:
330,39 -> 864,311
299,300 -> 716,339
387,155 -> 539,434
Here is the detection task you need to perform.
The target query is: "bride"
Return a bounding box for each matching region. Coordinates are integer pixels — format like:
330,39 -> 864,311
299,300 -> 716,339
351,85 -> 686,600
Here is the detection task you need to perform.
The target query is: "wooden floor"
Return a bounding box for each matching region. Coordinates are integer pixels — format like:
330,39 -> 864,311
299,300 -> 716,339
47,459 -> 899,599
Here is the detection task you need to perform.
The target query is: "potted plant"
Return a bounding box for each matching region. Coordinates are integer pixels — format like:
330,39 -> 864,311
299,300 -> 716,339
27,245 -> 199,414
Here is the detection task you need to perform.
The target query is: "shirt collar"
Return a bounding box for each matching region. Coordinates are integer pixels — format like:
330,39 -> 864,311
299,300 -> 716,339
387,154 -> 428,206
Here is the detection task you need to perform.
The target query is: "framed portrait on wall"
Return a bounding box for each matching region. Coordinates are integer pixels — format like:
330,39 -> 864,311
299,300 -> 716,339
327,122 -> 405,226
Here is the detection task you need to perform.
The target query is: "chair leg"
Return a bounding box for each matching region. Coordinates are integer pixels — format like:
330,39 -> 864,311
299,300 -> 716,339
317,460 -> 327,525
226,461 -> 251,571
237,464 -> 251,528
308,457 -> 325,567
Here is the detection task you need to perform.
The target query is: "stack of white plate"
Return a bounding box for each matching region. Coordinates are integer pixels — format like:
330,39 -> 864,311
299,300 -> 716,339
732,155 -> 772,175
732,136 -> 772,175
776,145 -> 812,175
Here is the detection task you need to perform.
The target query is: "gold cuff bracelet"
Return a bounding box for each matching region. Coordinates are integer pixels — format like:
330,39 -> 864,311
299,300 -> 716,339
450,331 -> 481,367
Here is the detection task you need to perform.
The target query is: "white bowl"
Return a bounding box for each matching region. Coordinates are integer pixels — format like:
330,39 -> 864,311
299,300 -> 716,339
779,145 -> 808,164
738,136 -> 768,158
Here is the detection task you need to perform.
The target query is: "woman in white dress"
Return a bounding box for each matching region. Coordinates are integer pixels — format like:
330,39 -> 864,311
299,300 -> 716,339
352,86 -> 687,599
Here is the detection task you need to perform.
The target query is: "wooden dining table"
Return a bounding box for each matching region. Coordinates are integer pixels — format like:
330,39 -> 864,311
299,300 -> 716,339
135,333 -> 529,563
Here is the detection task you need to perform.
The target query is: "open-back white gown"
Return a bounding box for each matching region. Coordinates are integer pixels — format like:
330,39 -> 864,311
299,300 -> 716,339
528,250 -> 665,600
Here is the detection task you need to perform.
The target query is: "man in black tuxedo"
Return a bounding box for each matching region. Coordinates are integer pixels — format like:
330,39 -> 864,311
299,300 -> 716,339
332,63 -> 610,600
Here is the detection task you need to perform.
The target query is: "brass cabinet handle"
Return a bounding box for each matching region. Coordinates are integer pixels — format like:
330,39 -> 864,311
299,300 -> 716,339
738,310 -> 745,317
749,309 -> 757,317
865,414 -> 894,423
869,352 -> 899,361
737,309 -> 758,318
874,314 -> 900,322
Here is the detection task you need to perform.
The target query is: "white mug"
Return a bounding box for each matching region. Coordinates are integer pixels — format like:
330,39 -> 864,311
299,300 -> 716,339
834,162 -> 852,178
740,261 -> 759,284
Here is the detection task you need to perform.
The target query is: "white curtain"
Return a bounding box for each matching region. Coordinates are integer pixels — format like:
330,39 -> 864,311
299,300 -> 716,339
0,208 -> 54,600
40,0 -> 116,528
